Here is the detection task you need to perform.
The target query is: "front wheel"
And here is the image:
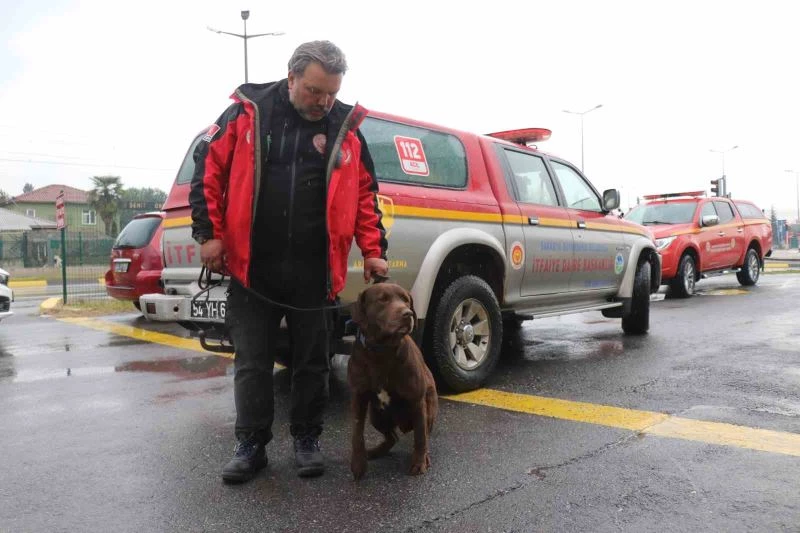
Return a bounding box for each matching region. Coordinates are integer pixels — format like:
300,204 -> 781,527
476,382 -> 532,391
426,275 -> 503,393
669,253 -> 696,298
622,259 -> 651,334
736,248 -> 760,286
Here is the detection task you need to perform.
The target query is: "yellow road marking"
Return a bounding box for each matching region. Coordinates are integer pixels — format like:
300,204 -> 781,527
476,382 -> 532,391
445,389 -> 800,457
8,279 -> 47,288
765,262 -> 790,269
59,318 -> 800,457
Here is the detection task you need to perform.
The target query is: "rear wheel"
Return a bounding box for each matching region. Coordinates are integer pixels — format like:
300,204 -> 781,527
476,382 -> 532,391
426,275 -> 503,393
736,248 -> 760,286
669,253 -> 696,298
622,259 -> 651,334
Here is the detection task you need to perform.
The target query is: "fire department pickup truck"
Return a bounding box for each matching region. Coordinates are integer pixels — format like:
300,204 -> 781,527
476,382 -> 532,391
624,191 -> 772,297
140,111 -> 661,392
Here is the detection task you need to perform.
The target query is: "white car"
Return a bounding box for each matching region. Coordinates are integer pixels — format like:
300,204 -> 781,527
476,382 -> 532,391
0,267 -> 13,322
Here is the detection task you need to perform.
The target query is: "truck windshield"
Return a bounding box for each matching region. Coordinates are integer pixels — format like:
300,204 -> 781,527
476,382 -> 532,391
625,203 -> 696,225
114,217 -> 161,249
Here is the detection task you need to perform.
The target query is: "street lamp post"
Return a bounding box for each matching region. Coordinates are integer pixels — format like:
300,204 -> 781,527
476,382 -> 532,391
207,10 -> 284,83
785,169 -> 799,225
709,145 -> 738,177
563,104 -> 603,172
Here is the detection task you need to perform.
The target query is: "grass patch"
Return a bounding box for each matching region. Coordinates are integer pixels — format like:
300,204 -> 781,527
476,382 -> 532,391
44,298 -> 137,317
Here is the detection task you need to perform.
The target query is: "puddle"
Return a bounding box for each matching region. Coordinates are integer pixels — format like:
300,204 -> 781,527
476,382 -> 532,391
6,355 -> 233,384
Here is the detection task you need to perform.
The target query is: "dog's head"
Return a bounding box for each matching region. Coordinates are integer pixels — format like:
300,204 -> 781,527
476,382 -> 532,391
351,283 -> 416,348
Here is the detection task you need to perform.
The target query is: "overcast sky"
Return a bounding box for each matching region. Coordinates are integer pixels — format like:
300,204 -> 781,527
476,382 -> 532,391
2,0 -> 799,220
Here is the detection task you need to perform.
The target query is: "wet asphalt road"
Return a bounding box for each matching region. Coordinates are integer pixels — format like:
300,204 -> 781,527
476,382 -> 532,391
1,274 -> 799,532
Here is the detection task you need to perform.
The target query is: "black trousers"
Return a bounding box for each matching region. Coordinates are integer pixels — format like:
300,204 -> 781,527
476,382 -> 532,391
225,260 -> 330,444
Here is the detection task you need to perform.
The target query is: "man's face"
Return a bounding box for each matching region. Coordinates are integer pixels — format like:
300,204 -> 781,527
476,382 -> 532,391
288,62 -> 343,122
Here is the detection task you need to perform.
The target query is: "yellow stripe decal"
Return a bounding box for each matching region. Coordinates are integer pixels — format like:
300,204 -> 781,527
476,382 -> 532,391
163,209 -> 648,236
445,389 -> 800,457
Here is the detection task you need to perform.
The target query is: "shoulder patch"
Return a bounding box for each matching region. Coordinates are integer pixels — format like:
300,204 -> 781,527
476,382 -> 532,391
202,124 -> 221,142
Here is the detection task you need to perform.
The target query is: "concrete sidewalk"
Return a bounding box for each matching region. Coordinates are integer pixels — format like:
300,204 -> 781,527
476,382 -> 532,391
767,248 -> 800,261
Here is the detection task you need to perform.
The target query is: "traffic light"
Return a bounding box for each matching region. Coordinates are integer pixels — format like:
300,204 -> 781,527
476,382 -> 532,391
710,179 -> 720,196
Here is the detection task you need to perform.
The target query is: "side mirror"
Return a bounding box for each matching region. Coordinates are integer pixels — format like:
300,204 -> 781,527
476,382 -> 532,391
701,214 -> 719,227
602,189 -> 620,212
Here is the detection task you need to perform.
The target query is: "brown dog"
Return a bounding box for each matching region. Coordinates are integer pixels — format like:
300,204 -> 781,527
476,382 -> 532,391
347,282 -> 438,480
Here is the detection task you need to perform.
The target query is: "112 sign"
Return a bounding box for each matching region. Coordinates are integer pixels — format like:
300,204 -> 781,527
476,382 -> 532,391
393,135 -> 429,176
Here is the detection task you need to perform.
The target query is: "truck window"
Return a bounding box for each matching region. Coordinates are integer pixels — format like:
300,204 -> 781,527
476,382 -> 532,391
502,150 -> 558,206
735,202 -> 765,219
359,117 -> 467,188
550,161 -> 601,211
713,201 -> 735,223
700,202 -> 716,220
176,135 -> 204,185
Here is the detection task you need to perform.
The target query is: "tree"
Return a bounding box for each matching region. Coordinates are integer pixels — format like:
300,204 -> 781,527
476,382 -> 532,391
119,187 -> 168,227
87,175 -> 124,237
23,183 -> 34,194
0,189 -> 10,206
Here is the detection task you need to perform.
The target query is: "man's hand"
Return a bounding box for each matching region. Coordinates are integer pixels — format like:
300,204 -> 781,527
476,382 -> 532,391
201,239 -> 225,273
363,257 -> 389,283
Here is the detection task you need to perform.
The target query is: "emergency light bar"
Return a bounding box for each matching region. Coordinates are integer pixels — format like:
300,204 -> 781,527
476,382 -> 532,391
487,128 -> 552,146
642,190 -> 706,200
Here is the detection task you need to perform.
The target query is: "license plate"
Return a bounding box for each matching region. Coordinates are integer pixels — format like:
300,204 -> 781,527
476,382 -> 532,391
190,300 -> 227,320
114,262 -> 129,272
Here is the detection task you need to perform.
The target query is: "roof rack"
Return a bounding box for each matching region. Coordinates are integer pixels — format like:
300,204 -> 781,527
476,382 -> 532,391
641,190 -> 706,200
486,128 -> 551,146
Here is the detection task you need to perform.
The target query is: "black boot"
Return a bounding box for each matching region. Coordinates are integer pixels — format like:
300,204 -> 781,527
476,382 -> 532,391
221,436 -> 267,484
294,434 -> 325,478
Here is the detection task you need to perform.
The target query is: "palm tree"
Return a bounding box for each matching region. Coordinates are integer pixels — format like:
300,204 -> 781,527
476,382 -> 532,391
87,176 -> 124,236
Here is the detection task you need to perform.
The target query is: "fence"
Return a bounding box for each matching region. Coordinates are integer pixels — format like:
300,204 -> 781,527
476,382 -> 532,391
1,230 -> 115,302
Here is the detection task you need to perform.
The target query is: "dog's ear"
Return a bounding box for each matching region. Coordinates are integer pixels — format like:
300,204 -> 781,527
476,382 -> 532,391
351,290 -> 367,327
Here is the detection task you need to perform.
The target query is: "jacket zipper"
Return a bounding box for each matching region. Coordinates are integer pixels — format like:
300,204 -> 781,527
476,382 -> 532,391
235,89 -> 262,285
287,125 -> 300,258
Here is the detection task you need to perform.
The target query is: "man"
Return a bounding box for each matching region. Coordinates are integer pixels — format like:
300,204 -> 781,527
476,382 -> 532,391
189,40 -> 388,483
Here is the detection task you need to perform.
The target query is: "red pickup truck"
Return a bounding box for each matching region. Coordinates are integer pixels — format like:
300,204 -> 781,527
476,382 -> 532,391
141,111 -> 661,391
624,191 -> 773,297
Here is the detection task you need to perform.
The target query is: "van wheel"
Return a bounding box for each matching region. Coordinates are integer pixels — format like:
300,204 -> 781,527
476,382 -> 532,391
736,248 -> 760,286
669,253 -> 696,298
622,259 -> 651,334
427,275 -> 503,393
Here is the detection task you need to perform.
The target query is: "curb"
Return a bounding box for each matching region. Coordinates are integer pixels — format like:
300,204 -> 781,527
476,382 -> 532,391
40,297 -> 62,312
9,279 -> 48,288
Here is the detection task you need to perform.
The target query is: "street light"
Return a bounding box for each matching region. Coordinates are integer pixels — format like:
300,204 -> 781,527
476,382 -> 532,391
207,10 -> 284,83
785,169 -> 799,225
709,145 -> 739,177
562,104 -> 603,172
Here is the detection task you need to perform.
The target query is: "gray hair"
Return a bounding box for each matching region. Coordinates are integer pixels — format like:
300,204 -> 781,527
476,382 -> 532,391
288,40 -> 348,76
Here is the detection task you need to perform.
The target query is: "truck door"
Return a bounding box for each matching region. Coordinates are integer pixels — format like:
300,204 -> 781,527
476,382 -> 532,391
497,147 -> 575,296
549,160 -> 625,294
713,200 -> 745,268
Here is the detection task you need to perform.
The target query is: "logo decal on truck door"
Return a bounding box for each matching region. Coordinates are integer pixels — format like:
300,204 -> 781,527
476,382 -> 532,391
510,242 -> 525,270
393,136 -> 429,176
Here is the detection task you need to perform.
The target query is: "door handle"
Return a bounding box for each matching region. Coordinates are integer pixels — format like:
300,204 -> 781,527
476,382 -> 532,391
577,220 -> 586,229
737,228 -> 744,233
528,217 -> 540,225
717,232 -> 725,237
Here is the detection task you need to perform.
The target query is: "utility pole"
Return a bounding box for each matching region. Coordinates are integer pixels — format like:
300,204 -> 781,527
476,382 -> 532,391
207,10 -> 284,83
563,104 -> 603,173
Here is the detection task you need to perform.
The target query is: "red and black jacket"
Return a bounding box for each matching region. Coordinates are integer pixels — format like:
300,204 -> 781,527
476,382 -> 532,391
189,80 -> 387,299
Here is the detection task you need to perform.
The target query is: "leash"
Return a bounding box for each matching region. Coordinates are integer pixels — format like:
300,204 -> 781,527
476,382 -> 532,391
193,265 -> 389,313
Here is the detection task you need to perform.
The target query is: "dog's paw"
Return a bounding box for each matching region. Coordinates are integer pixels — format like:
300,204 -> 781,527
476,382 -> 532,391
409,453 -> 430,476
351,455 -> 367,480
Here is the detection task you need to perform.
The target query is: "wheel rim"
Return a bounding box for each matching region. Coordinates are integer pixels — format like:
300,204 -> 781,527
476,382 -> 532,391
747,251 -> 760,281
683,259 -> 696,294
448,298 -> 491,370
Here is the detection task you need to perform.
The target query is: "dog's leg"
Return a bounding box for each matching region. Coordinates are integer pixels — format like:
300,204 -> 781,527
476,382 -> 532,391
367,429 -> 398,459
409,399 -> 430,475
350,392 -> 370,480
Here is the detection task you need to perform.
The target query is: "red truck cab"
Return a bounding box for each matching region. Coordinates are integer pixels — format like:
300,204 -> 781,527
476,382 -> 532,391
625,191 -> 772,297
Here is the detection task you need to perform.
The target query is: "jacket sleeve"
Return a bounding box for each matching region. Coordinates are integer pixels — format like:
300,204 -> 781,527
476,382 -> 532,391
353,129 -> 388,260
189,103 -> 242,242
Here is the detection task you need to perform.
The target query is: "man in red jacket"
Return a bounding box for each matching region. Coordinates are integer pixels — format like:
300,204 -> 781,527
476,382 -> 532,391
190,40 -> 388,483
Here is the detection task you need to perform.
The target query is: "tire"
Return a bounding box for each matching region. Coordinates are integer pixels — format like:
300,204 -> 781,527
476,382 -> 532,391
622,259 -> 651,335
669,253 -> 696,298
133,300 -> 141,311
426,275 -> 503,393
736,248 -> 760,286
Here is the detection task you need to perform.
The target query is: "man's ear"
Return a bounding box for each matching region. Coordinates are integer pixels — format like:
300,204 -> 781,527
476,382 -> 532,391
351,290 -> 367,327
